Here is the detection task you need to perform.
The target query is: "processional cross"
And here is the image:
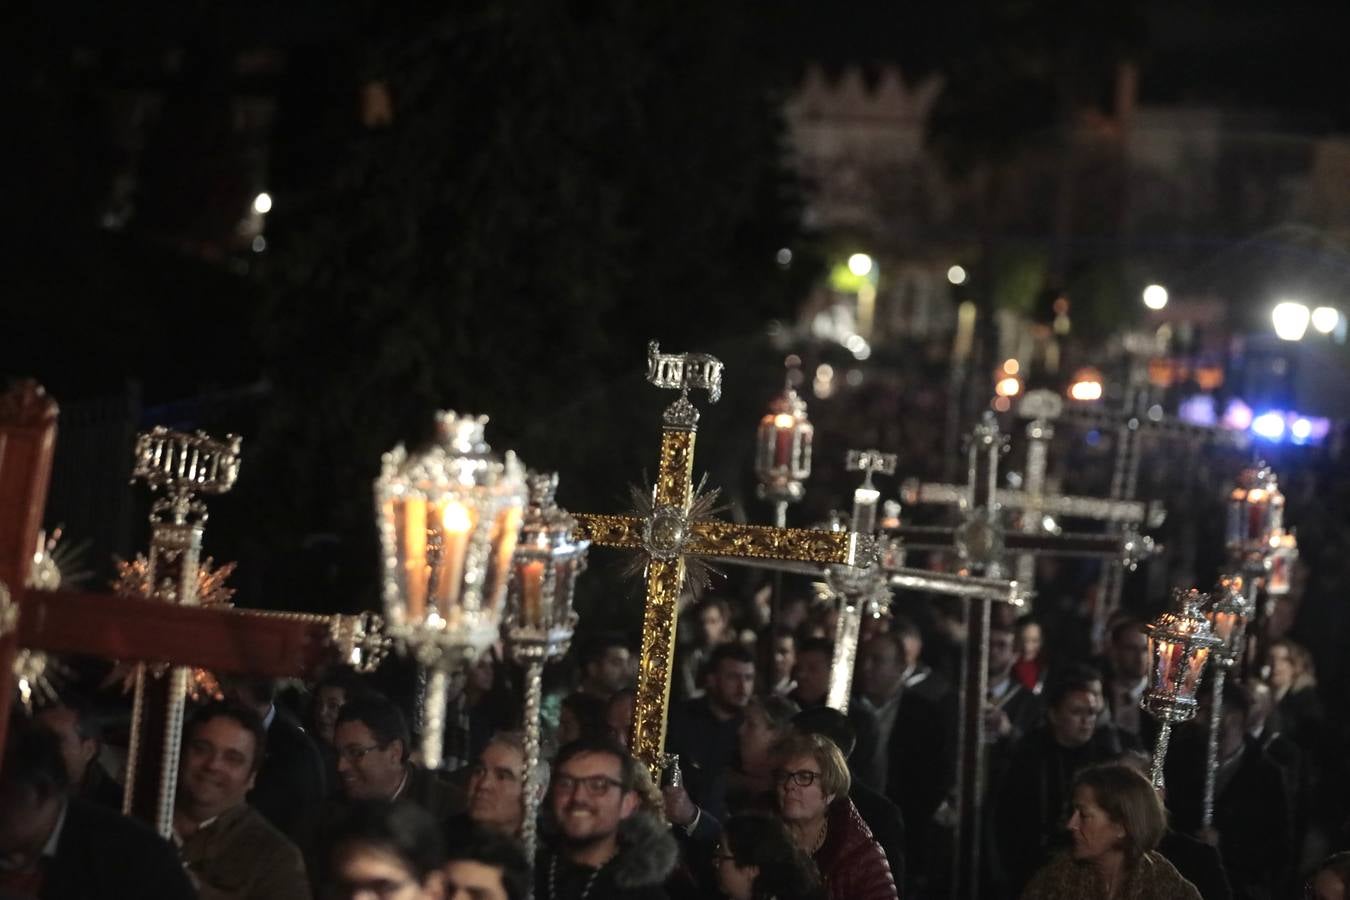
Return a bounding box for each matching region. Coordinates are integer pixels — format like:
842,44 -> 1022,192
571,343 -> 876,770
883,412 -> 1157,900
0,380 -> 382,835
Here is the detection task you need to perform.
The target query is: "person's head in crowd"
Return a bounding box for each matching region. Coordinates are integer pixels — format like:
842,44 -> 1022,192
444,830 -> 531,900
605,689 -> 635,749
739,695 -> 801,774
1266,638 -> 1316,693
769,627 -> 796,687
1247,678 -> 1275,736
312,669 -> 366,748
1308,851 -> 1350,900
1015,614 -> 1043,662
858,611 -> 891,647
469,649 -> 496,698
325,800 -> 445,900
1107,619 -> 1150,683
559,692 -> 612,747
1066,763 -> 1166,870
697,597 -> 733,648
0,721 -> 71,865
467,732 -> 544,839
705,642 -> 756,719
549,737 -> 644,862
715,813 -> 826,900
770,732 -> 850,831
577,633 -> 632,699
791,706 -> 857,760
1045,665 -> 1105,749
779,595 -> 810,633
892,615 -> 923,668
792,637 -> 833,706
220,675 -> 278,719
988,621 -> 1017,681
1209,680 -> 1254,760
334,694 -> 411,802
177,701 -> 266,824
34,693 -> 103,787
858,631 -> 906,705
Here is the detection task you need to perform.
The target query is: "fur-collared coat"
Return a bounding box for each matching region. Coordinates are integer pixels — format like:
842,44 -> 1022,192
1021,851 -> 1202,900
536,809 -> 679,900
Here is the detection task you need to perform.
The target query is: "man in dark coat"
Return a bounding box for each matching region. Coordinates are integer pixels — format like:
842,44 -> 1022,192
665,643 -> 756,821
222,675 -> 327,842
0,721 -> 196,900
34,693 -> 123,811
536,736 -> 676,900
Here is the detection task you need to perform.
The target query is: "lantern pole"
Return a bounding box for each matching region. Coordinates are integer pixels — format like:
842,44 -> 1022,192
503,473 -> 589,867
1201,574 -> 1253,827
1142,588 -> 1221,791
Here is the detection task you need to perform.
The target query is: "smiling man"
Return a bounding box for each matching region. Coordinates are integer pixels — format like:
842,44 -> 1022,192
332,694 -> 463,820
538,737 -> 677,900
174,702 -> 311,899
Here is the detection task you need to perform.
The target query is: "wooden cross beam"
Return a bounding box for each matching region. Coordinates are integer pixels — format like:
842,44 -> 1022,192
571,343 -> 876,771
881,412 -> 1155,900
0,380 -> 382,833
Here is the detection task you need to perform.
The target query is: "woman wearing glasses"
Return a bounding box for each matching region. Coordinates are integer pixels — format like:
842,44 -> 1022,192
1021,763 -> 1201,899
769,733 -> 897,900
712,813 -> 825,900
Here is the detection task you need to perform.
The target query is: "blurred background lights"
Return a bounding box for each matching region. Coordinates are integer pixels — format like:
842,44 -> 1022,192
1142,284 -> 1169,310
1272,301 -> 1310,341
1311,306 -> 1339,334
847,253 -> 874,277
252,192 -> 273,214
947,265 -> 967,285
776,247 -> 793,266
1251,411 -> 1286,440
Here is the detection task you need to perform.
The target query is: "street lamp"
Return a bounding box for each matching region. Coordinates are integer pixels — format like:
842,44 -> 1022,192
375,412 -> 527,767
1143,284 -> 1169,311
1311,306 -> 1340,335
1272,301 -> 1311,341
1142,588 -> 1221,789
848,253 -> 874,277
1068,366 -> 1104,402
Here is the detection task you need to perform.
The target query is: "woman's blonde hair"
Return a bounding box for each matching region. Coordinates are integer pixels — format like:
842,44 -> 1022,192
1269,639 -> 1317,691
769,731 -> 850,801
1073,764 -> 1166,862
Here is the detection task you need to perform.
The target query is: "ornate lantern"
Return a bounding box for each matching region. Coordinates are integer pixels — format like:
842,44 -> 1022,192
375,412 -> 527,767
502,472 -> 589,864
1142,588 -> 1221,788
1265,531 -> 1298,597
754,373 -> 813,526
1225,463 -> 1285,566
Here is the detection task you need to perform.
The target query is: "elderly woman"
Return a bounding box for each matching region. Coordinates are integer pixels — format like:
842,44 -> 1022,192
714,813 -> 826,900
1021,763 -> 1200,900
769,732 -> 896,900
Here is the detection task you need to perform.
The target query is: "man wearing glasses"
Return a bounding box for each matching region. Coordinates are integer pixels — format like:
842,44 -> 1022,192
331,694 -> 464,819
537,736 -> 677,900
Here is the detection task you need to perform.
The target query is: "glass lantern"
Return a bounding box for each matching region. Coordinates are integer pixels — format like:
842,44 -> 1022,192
754,377 -> 813,514
1225,463 -> 1285,564
375,412 -> 526,767
1143,588 -> 1222,723
1203,575 -> 1253,669
1265,531 -> 1298,596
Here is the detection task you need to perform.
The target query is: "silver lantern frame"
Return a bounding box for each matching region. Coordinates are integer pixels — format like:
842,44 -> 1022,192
1142,588 -> 1221,789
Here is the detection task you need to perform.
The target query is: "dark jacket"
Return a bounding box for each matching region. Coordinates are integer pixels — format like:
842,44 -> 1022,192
1158,828 -> 1232,900
813,799 -> 898,900
38,798 -> 197,900
535,810 -> 678,900
177,803 -> 310,900
1021,851 -> 1201,900
248,707 -> 326,842
664,697 -> 741,821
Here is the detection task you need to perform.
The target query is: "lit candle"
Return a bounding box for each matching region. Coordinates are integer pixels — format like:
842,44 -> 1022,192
491,507 -> 523,612
440,501 -> 474,617
521,559 -> 546,628
773,413 -> 796,470
403,498 -> 428,621
1246,489 -> 1267,542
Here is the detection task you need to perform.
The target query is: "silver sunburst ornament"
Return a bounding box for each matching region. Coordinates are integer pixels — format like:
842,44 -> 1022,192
623,473 -> 726,594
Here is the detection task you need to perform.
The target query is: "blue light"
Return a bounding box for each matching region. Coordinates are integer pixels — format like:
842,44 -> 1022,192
1290,418 -> 1313,444
1251,412 -> 1286,441
1085,429 -> 1101,447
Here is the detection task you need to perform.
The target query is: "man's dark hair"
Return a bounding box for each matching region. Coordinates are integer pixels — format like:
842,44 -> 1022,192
792,707 -> 857,759
336,694 -> 411,762
1,719 -> 70,799
187,701 -> 268,773
446,830 -> 531,900
223,675 -> 277,707
796,637 -> 833,660
325,800 -> 445,884
577,632 -> 630,670
561,692 -> 613,741
890,615 -> 921,642
1045,663 -> 1103,710
770,626 -> 796,645
865,630 -> 907,663
40,690 -> 102,743
316,667 -> 368,697
695,596 -> 731,622
707,642 -> 755,673
553,736 -> 640,794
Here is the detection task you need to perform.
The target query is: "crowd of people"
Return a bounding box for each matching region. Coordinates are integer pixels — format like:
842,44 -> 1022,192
1,580 -> 1348,900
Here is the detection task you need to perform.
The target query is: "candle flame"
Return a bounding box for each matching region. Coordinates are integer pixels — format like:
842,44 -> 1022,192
773,413 -> 797,429
443,501 -> 473,533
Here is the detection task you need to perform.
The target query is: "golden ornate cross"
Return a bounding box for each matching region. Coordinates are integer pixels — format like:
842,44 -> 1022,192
573,343 -> 875,769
